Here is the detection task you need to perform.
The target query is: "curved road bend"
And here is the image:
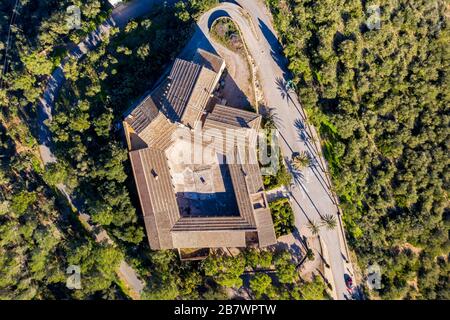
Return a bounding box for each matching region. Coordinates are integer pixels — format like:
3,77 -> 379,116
37,0 -> 355,300
36,0 -> 174,299
185,1 -> 356,300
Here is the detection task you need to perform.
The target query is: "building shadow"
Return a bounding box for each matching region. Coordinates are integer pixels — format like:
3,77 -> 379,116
218,69 -> 252,108
266,106 -> 284,129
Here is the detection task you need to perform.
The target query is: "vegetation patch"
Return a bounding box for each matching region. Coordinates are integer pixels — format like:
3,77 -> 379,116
269,198 -> 295,238
202,249 -> 330,300
263,152 -> 291,190
260,115 -> 292,190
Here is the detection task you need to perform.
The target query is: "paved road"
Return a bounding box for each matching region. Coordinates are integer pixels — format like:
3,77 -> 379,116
37,0 -> 355,300
188,0 -> 356,300
36,0 -> 172,299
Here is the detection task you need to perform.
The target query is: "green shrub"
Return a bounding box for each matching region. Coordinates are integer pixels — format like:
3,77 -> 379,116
269,198 -> 295,237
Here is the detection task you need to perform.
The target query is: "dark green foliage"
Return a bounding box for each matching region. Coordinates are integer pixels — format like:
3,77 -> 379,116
295,275 -> 329,300
0,0 -> 109,106
263,152 -> 292,189
0,0 -> 232,300
48,6 -> 198,245
10,191 -> 37,216
274,251 -> 298,284
245,249 -> 273,269
0,121 -> 124,299
67,241 -> 124,299
269,198 -> 295,237
202,249 -> 329,300
47,0 -> 224,262
203,253 -> 246,288
43,161 -> 78,188
174,0 -> 218,21
267,0 -> 449,299
260,117 -> 292,189
250,273 -> 273,298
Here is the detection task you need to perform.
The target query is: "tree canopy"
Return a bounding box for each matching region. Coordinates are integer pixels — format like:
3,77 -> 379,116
267,0 -> 449,299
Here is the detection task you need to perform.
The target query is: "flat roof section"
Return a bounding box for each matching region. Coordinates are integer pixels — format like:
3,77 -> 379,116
166,137 -> 240,218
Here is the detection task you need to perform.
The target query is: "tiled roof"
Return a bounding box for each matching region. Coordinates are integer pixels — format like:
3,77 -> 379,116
172,230 -> 247,248
137,113 -> 177,150
193,48 -> 225,73
203,104 -> 262,153
181,66 -> 218,128
129,147 -> 179,249
205,104 -> 261,129
125,50 -> 276,250
124,96 -> 159,134
158,59 -> 203,121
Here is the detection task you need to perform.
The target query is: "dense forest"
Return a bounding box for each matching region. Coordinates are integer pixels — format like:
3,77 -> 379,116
0,0 -> 129,300
266,0 -> 449,299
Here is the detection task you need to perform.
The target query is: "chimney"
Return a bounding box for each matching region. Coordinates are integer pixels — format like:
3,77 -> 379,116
151,169 -> 159,180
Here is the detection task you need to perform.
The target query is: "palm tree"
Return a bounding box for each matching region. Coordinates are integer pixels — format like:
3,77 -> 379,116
321,214 -> 337,230
307,220 -> 320,236
306,248 -> 315,261
263,112 -> 276,130
292,151 -> 311,170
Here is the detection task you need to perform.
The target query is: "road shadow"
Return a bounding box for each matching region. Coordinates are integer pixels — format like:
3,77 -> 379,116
275,234 -> 304,265
179,23 -> 218,61
207,9 -> 232,29
257,18 -> 288,78
292,119 -> 336,201
288,190 -> 313,224
285,154 -> 334,215
172,10 -> 231,60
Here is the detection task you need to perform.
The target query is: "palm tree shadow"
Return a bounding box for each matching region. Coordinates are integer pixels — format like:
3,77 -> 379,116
274,76 -> 307,120
275,77 -> 289,102
264,106 -> 284,129
293,118 -> 325,171
294,118 -> 311,139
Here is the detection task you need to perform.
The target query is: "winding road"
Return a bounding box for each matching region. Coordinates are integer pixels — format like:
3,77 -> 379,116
37,0 -> 355,300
